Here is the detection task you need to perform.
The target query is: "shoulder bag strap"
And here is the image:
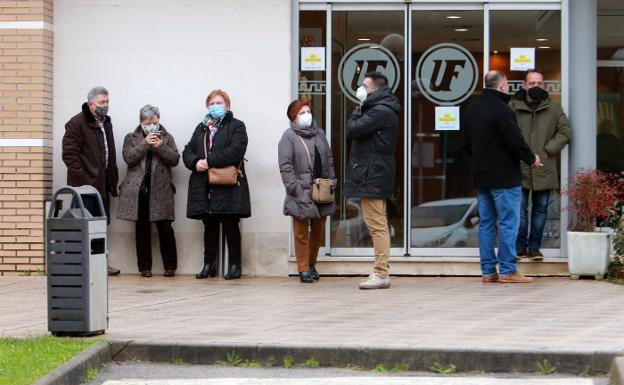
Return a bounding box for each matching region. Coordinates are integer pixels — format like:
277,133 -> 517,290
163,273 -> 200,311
297,135 -> 313,172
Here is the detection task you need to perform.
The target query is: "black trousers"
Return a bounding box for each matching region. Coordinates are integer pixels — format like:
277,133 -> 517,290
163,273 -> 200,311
136,192 -> 178,272
202,215 -> 241,267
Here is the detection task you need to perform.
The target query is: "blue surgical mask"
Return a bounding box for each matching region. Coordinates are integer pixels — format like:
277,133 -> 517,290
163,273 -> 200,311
208,104 -> 226,120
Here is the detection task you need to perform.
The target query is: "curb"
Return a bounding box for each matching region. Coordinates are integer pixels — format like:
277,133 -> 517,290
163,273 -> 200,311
109,341 -> 618,376
32,342 -> 111,385
611,357 -> 624,385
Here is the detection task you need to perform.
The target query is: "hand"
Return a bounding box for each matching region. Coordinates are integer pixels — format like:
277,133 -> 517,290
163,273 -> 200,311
533,154 -> 542,168
151,135 -> 162,149
145,133 -> 160,147
196,159 -> 209,172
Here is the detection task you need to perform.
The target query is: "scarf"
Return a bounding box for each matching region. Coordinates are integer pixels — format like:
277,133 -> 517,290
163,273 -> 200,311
203,114 -> 222,150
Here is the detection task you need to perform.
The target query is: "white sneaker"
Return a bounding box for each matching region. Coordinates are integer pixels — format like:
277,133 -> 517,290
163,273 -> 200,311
358,272 -> 390,290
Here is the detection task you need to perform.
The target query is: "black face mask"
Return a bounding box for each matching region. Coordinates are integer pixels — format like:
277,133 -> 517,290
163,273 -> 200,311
94,105 -> 109,117
527,86 -> 546,101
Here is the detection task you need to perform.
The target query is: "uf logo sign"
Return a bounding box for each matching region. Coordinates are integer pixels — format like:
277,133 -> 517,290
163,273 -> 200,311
338,44 -> 401,104
415,43 -> 478,106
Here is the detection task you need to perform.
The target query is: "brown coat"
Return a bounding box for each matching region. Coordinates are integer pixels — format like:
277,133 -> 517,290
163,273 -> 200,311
117,125 -> 180,222
62,103 -> 119,196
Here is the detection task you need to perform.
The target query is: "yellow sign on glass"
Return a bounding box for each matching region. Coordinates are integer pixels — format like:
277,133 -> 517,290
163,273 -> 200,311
301,47 -> 325,71
510,47 -> 535,71
435,106 -> 460,131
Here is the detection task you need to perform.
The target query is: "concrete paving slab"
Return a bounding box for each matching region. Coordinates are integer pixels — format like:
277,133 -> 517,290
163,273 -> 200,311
1,276 -> 623,356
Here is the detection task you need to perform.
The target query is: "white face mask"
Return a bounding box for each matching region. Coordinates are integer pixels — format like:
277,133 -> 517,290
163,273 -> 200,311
356,85 -> 368,102
142,123 -> 160,133
297,112 -> 313,127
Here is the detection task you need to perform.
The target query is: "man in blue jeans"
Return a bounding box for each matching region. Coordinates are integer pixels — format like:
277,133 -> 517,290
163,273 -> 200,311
462,71 -> 541,283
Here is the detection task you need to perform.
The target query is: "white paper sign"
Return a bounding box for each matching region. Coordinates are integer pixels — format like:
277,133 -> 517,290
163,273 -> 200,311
301,47 -> 325,71
435,106 -> 460,131
510,47 -> 535,71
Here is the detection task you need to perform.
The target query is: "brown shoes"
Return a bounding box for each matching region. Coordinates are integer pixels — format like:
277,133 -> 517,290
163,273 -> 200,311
164,269 -> 176,277
498,272 -> 534,283
482,274 -> 499,283
140,270 -> 152,278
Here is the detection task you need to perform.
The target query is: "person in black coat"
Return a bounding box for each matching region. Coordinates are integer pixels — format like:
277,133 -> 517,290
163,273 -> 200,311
462,70 -> 539,284
344,72 -> 401,290
182,90 -> 251,280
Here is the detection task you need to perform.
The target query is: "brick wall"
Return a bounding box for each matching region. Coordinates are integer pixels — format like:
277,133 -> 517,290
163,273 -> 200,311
0,1 -> 53,276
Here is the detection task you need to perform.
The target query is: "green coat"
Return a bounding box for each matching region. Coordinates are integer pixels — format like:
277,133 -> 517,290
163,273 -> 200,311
509,93 -> 571,191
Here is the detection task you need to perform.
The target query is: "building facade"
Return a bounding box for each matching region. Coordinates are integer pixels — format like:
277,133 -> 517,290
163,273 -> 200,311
0,0 -> 621,276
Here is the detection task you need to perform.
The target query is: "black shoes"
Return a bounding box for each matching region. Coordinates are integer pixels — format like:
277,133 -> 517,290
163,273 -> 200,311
309,265 -> 320,281
196,262 -> 217,279
516,247 -> 528,261
299,271 -> 314,283
528,248 -> 544,261
224,265 -> 241,280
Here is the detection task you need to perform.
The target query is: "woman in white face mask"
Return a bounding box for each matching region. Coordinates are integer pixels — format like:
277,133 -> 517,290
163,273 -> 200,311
278,99 -> 337,283
117,105 -> 180,278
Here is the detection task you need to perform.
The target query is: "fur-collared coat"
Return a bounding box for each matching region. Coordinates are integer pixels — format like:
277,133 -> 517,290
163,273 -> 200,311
117,125 -> 180,222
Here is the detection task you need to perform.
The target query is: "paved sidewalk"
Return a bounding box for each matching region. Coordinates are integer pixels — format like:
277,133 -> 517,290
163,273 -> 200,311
1,276 -> 624,353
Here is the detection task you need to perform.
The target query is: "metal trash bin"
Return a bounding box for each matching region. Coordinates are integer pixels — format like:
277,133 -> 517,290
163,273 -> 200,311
46,185 -> 108,336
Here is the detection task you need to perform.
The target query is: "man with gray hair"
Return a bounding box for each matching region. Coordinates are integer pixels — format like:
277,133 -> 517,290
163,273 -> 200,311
462,70 -> 540,284
62,86 -> 120,275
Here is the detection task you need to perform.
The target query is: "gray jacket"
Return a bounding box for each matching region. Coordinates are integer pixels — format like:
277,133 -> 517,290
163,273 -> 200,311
278,122 -> 336,220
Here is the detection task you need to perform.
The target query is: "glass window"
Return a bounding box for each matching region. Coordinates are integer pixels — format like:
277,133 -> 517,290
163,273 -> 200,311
598,0 -> 624,60
330,11 -> 405,249
597,0 -> 624,174
410,10 -> 483,249
489,10 -> 562,250
299,11 -> 327,128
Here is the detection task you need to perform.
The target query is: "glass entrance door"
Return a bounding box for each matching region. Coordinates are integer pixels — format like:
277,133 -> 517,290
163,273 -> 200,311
329,7 -> 406,255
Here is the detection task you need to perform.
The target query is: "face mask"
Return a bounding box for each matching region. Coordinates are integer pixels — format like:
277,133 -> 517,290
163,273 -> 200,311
527,86 -> 546,101
94,105 -> 108,117
142,123 -> 160,133
356,86 -> 368,102
297,112 -> 313,127
208,104 -> 226,119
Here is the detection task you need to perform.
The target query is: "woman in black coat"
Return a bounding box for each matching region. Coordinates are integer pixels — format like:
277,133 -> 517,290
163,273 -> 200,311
182,90 -> 251,280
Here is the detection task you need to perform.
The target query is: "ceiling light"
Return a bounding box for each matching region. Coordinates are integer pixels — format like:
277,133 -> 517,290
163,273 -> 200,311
536,38 -> 549,42
446,15 -> 462,19
357,38 -> 371,41
538,46 -> 551,49
493,50 -> 499,54
455,28 -> 469,32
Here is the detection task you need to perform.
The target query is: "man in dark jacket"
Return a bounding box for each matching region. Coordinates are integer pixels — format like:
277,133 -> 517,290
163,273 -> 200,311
62,86 -> 120,276
345,72 -> 400,290
509,70 -> 571,261
462,71 -> 540,284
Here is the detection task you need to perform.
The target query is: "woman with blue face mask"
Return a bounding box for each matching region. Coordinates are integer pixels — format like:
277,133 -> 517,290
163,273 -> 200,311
117,105 -> 180,278
182,89 -> 251,280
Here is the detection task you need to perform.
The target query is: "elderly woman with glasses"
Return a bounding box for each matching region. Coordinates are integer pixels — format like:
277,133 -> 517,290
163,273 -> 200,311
117,105 -> 180,277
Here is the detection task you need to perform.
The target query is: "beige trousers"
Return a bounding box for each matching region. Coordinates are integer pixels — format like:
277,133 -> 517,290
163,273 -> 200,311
361,197 -> 390,277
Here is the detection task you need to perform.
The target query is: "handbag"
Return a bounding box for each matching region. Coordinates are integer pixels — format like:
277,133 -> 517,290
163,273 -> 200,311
204,132 -> 243,186
297,135 -> 335,204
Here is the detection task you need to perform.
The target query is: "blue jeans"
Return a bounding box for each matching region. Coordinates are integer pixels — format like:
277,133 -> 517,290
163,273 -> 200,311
516,189 -> 551,250
476,187 -> 521,276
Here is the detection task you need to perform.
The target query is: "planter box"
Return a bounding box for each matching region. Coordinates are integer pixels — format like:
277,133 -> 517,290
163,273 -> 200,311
567,231 -> 610,280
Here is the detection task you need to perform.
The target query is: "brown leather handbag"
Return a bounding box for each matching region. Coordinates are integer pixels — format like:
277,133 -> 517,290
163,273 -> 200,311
297,136 -> 335,204
204,132 -> 243,185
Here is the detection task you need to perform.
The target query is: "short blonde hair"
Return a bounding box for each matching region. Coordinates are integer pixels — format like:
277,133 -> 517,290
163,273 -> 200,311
205,89 -> 231,108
